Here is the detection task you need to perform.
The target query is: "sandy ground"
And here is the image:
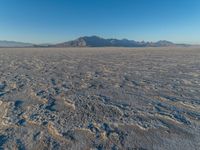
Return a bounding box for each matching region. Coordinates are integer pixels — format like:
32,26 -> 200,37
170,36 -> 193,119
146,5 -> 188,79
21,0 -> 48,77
0,47 -> 200,150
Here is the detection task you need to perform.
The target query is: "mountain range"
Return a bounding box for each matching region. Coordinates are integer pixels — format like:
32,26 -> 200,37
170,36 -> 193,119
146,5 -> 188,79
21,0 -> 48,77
0,36 -> 189,47
55,36 -> 177,47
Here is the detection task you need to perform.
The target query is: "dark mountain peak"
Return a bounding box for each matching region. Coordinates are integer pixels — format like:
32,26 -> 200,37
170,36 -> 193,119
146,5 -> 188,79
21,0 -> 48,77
73,36 -> 110,47
79,35 -> 102,40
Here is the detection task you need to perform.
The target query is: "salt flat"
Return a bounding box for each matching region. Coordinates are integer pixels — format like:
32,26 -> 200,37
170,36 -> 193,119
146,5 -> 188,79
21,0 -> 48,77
0,47 -> 200,150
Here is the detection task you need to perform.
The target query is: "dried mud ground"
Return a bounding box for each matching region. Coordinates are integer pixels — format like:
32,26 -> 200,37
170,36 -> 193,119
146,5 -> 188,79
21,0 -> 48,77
0,47 -> 200,150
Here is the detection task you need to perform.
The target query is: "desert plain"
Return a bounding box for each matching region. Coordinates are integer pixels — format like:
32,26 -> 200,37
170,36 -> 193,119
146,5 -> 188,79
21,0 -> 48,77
0,47 -> 200,150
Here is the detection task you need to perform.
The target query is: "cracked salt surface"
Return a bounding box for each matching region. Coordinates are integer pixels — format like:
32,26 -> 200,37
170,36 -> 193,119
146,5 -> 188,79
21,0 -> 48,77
0,47 -> 200,150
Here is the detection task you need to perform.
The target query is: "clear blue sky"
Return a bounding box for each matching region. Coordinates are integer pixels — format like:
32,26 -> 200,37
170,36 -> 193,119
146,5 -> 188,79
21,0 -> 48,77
0,0 -> 200,44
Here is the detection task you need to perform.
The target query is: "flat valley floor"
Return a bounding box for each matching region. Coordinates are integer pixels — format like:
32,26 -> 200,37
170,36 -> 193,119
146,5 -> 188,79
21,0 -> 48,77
0,47 -> 200,150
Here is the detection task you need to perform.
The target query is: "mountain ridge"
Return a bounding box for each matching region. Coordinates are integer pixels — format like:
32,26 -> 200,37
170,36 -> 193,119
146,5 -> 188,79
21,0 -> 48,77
50,36 -> 192,47
55,36 -> 177,47
0,36 -> 190,47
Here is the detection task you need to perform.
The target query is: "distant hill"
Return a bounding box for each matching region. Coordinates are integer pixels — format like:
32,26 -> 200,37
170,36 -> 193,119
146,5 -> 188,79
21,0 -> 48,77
55,36 -> 179,47
0,40 -> 33,47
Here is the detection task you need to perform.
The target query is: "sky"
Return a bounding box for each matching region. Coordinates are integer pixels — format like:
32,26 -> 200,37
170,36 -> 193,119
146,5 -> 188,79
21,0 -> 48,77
0,0 -> 200,44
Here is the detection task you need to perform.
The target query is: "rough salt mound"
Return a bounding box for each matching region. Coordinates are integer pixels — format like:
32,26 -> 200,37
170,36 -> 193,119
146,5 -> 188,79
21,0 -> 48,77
0,47 -> 200,150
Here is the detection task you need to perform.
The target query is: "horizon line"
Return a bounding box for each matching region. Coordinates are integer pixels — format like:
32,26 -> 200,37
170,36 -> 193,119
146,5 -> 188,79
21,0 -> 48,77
0,35 -> 199,45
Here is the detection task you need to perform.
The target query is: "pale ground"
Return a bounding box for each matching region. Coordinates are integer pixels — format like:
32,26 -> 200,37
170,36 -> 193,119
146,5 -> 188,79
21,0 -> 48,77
0,47 -> 200,150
